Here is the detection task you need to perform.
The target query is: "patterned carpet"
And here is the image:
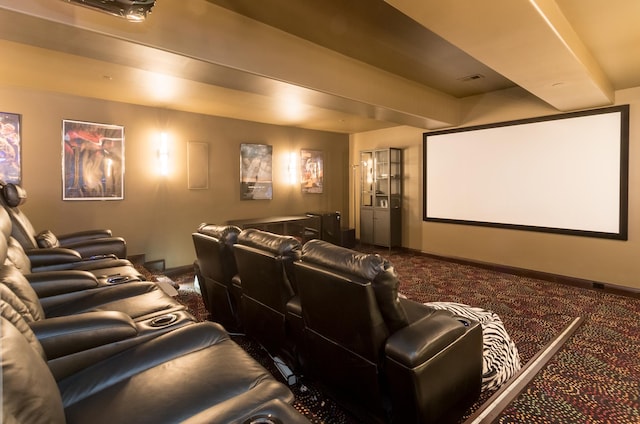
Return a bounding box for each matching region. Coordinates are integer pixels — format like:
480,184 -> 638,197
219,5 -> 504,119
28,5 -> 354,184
167,247 -> 640,424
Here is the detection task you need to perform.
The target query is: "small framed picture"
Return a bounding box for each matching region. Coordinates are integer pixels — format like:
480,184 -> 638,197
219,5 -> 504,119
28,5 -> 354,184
300,149 -> 323,193
0,112 -> 22,185
240,143 -> 273,200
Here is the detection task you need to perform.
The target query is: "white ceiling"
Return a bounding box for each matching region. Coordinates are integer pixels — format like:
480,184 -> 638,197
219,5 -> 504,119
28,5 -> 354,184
0,0 -> 639,133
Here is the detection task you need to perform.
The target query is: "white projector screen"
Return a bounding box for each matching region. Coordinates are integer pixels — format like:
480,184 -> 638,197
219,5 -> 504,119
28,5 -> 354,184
424,105 -> 629,239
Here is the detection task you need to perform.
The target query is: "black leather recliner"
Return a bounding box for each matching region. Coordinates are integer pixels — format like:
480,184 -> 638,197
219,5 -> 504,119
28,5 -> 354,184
0,182 -> 128,259
0,282 -> 195,381
0,237 -> 186,324
0,204 -> 143,284
0,206 -> 185,324
233,229 -> 301,365
291,240 -> 483,423
192,224 -> 242,330
1,311 -> 310,424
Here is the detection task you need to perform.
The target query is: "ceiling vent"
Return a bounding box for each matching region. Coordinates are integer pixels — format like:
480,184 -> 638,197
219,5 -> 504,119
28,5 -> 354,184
62,0 -> 156,22
457,74 -> 485,82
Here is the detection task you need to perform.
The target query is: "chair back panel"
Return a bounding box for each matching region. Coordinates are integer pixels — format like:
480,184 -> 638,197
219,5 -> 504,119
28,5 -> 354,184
193,234 -> 229,283
233,229 -> 300,355
293,247 -> 391,417
193,224 -> 240,285
300,239 -> 409,333
234,245 -> 295,314
294,262 -> 388,362
191,225 -> 241,328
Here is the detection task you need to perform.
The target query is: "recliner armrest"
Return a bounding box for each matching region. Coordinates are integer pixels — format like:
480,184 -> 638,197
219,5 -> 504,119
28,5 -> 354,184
25,248 -> 126,273
30,311 -> 138,360
62,237 -> 127,259
26,247 -> 83,268
56,229 -> 113,244
385,312 -> 468,367
26,270 -> 99,297
384,314 -> 483,423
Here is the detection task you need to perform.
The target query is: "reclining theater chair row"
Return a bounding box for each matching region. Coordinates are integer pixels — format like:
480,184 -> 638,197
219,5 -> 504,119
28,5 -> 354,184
193,223 -> 484,423
0,182 -> 128,259
1,198 -> 310,422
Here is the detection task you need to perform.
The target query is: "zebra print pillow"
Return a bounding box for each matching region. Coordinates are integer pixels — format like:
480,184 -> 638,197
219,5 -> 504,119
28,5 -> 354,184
424,301 -> 521,392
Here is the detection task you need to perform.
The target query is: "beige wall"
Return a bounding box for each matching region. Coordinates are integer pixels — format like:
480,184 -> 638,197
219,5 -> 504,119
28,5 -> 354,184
1,86 -> 349,268
352,86 -> 640,290
7,82 -> 640,289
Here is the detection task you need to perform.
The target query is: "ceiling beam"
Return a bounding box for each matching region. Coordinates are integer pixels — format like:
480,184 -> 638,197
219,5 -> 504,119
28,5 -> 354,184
386,0 -> 614,111
0,0 -> 462,129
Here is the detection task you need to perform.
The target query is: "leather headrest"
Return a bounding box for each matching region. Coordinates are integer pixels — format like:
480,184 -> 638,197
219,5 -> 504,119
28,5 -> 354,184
1,183 -> 27,208
301,239 -> 385,281
237,228 -> 301,258
197,224 -> 241,246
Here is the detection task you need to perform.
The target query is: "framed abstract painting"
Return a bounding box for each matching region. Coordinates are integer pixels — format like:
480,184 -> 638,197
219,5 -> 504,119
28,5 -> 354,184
62,119 -> 124,200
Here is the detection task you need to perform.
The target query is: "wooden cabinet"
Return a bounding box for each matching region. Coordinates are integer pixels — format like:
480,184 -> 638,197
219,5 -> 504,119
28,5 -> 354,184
360,148 -> 402,247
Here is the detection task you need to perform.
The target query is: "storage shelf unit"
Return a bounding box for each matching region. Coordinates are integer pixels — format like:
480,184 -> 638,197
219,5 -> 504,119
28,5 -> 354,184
360,148 -> 402,248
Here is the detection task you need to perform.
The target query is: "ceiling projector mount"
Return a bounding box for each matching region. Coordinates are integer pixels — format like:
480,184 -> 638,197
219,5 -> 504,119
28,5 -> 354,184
62,0 -> 156,22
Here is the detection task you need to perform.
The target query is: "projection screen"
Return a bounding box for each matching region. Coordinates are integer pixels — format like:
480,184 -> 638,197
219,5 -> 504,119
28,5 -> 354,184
423,105 -> 629,240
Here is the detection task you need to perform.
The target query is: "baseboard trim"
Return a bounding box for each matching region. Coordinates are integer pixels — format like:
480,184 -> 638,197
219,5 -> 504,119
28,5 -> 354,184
402,247 -> 640,300
164,264 -> 194,278
170,245 -> 640,299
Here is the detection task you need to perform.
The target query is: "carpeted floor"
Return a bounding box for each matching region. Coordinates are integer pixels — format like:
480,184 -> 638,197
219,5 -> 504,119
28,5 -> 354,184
166,247 -> 640,424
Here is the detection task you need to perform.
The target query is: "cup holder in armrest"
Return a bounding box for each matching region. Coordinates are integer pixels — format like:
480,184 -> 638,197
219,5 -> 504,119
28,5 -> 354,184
87,254 -> 117,260
242,415 -> 283,424
106,275 -> 135,284
137,311 -> 194,336
149,314 -> 179,327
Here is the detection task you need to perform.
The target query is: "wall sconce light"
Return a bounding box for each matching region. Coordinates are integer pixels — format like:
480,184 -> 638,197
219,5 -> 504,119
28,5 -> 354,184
157,132 -> 170,176
287,152 -> 298,185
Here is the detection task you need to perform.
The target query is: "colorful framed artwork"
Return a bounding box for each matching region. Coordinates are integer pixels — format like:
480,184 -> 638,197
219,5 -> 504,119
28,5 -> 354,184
0,112 -> 22,185
62,119 -> 124,200
300,149 -> 323,193
240,143 -> 272,200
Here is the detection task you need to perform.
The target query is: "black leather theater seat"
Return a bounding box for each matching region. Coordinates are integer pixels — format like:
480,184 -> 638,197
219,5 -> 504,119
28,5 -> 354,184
1,314 -> 309,424
0,182 -> 128,259
291,239 -> 483,423
192,223 -> 242,330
